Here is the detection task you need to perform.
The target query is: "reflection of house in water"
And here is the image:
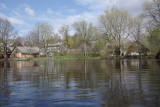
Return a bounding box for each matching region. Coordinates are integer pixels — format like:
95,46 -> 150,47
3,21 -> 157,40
9,61 -> 38,68
16,61 -> 35,68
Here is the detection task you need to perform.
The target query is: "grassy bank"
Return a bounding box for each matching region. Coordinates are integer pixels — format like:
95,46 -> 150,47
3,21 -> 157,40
8,54 -> 157,61
33,54 -> 101,60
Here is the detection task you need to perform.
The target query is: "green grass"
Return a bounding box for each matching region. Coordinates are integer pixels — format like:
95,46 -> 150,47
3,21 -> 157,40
16,58 -> 31,61
34,54 -> 100,60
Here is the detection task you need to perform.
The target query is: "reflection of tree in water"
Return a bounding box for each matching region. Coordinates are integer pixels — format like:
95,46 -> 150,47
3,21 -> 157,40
0,62 -> 10,106
99,60 -> 132,106
36,59 -> 160,106
0,59 -> 160,106
102,59 -> 160,107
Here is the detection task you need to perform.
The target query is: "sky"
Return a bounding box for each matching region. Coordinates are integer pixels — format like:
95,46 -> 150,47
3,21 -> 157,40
0,0 -> 146,36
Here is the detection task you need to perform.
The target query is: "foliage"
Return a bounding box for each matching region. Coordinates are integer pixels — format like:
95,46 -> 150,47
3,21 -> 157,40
72,33 -> 83,48
114,47 -> 120,55
73,20 -> 98,56
59,24 -> 71,48
68,36 -> 74,49
93,40 -> 105,54
88,53 -> 100,57
148,28 -> 160,47
99,7 -> 133,56
147,28 -> 160,55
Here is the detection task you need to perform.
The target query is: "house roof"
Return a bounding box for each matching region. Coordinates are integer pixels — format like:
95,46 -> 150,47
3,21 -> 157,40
11,40 -> 23,47
46,42 -> 63,47
7,47 -> 14,52
17,47 -> 39,54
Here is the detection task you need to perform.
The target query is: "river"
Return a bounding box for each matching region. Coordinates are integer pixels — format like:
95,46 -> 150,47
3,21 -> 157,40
0,59 -> 160,107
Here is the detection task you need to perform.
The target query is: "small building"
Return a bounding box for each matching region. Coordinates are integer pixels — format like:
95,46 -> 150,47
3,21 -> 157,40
40,42 -> 67,56
13,47 -> 39,58
125,41 -> 149,56
46,42 -> 65,53
0,39 -> 24,59
0,44 -> 15,59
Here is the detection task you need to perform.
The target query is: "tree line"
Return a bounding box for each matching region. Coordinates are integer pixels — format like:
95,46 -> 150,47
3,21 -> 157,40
0,0 -> 160,60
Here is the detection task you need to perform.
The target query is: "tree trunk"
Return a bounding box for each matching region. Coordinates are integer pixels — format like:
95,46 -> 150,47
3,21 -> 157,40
118,35 -> 121,57
84,43 -> 87,57
3,46 -> 8,61
155,49 -> 160,59
138,42 -> 142,59
3,53 -> 8,61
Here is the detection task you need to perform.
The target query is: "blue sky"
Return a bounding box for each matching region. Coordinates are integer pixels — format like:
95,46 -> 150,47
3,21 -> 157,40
0,0 -> 146,36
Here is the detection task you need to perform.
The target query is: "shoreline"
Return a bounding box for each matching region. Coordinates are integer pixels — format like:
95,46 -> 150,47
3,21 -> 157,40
0,55 -> 157,62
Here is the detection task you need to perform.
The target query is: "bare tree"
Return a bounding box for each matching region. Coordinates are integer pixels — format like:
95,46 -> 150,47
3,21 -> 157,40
0,18 -> 16,61
59,24 -> 70,48
36,23 -> 54,48
143,0 -> 160,58
25,29 -> 39,47
99,7 -> 133,56
25,23 -> 54,55
143,0 -> 160,30
131,14 -> 145,57
73,20 -> 97,56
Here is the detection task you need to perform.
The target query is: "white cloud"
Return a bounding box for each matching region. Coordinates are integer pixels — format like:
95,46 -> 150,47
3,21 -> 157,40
75,0 -> 146,15
0,12 -> 25,25
68,9 -> 76,13
13,10 -> 21,17
75,0 -> 113,10
0,3 -> 7,10
0,13 -> 7,18
8,17 -> 26,25
49,11 -> 99,35
46,8 -> 62,16
25,7 -> 34,16
47,8 -> 54,15
115,0 -> 146,15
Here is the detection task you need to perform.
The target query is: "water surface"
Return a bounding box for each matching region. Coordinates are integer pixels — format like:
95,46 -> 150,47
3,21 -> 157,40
0,59 -> 160,107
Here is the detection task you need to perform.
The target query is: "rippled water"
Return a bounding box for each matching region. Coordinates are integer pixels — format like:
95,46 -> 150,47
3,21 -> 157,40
0,59 -> 160,107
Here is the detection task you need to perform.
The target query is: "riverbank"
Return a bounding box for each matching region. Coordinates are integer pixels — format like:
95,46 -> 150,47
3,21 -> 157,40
33,55 -> 101,60
0,55 -> 157,61
32,55 -> 156,60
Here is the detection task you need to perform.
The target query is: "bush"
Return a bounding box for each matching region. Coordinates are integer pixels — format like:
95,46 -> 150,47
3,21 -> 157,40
89,54 -> 100,57
114,47 -> 120,55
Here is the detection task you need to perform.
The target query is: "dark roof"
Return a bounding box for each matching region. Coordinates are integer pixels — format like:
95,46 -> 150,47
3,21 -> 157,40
7,47 -> 14,52
17,47 -> 39,54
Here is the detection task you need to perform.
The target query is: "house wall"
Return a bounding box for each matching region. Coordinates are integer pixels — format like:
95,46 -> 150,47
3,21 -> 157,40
16,53 -> 35,58
22,54 -> 34,58
17,53 -> 22,58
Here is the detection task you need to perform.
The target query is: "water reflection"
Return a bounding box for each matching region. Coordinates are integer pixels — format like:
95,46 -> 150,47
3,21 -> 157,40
0,59 -> 160,106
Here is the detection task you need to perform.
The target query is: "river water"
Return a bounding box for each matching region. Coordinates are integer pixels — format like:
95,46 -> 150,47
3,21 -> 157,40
0,59 -> 160,107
